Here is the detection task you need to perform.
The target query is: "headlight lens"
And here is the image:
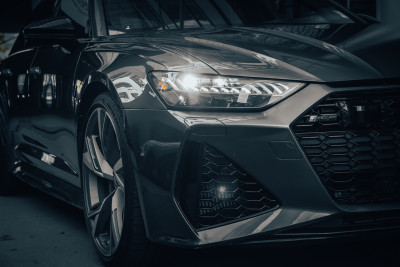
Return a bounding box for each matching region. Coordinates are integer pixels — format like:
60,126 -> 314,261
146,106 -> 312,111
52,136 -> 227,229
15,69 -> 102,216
149,72 -> 305,109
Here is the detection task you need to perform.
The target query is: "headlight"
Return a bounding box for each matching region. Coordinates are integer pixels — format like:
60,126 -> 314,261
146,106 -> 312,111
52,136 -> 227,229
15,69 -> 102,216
148,72 -> 305,110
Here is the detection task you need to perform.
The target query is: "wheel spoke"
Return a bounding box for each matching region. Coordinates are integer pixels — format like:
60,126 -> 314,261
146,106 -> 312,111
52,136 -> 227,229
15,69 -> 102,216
82,151 -> 95,173
110,187 -> 124,245
92,190 -> 114,237
86,135 -> 114,181
97,109 -> 106,143
113,158 -> 124,188
114,157 -> 123,172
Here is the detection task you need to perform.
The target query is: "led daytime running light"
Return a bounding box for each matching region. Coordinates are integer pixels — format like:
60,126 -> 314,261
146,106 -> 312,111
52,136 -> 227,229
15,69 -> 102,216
150,72 -> 304,109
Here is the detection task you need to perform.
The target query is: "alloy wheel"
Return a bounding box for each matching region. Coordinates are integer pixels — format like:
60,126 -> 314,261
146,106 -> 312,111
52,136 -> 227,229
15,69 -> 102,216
82,107 -> 125,257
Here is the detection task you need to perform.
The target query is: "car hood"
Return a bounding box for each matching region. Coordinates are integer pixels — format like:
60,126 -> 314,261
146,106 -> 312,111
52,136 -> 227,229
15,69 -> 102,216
105,24 -> 400,83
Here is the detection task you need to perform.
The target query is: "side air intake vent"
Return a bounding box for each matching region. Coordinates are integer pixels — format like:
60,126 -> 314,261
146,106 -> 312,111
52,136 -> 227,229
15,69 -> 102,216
176,142 -> 279,229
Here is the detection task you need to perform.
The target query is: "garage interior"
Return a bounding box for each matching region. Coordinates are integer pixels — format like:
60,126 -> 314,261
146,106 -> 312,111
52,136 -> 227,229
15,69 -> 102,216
0,1 -> 399,266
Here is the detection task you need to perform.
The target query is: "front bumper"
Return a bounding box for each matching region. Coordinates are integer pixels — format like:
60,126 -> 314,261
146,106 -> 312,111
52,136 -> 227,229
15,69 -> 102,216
123,82 -> 400,247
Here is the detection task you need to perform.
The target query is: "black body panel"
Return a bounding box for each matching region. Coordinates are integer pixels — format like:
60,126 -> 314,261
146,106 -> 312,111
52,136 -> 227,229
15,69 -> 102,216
0,0 -> 399,249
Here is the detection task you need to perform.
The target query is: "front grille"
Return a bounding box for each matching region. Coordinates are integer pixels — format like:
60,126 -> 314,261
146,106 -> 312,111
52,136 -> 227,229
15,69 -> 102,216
177,142 -> 279,229
293,90 -> 400,204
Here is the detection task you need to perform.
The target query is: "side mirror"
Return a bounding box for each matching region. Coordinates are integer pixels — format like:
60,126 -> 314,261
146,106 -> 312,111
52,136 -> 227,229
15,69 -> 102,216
23,16 -> 77,39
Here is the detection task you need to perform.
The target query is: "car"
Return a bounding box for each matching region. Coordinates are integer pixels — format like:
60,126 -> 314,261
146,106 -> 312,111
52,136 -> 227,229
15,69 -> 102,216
0,0 -> 399,265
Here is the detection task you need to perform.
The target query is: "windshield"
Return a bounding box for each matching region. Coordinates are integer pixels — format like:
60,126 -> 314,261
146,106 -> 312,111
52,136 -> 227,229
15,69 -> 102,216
104,0 -> 355,35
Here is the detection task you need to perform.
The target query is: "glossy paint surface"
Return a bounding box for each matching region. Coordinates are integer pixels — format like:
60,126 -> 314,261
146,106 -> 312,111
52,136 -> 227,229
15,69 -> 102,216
0,0 -> 399,247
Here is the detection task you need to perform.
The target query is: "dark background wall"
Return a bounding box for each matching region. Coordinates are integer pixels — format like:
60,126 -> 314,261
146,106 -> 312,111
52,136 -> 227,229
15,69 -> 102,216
0,0 -> 387,62
0,0 -> 32,32
0,0 -> 381,33
336,0 -> 377,17
0,0 -> 382,31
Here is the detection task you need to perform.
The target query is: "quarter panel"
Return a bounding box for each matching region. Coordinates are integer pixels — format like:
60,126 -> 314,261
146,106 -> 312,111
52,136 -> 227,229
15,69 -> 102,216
74,49 -> 167,112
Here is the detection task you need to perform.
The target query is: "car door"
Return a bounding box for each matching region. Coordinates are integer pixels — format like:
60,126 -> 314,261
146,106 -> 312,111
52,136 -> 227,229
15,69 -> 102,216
27,1 -> 90,189
0,46 -> 37,163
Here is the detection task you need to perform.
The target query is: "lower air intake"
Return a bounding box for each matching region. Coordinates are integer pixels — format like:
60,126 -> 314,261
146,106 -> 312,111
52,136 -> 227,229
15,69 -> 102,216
177,142 -> 279,229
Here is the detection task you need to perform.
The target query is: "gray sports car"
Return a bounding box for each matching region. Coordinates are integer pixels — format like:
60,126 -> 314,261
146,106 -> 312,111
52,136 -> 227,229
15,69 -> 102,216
0,0 -> 399,266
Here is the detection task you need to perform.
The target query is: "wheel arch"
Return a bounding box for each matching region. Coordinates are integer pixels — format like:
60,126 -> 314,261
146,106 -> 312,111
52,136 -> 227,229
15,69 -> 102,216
75,70 -> 126,152
76,80 -> 107,162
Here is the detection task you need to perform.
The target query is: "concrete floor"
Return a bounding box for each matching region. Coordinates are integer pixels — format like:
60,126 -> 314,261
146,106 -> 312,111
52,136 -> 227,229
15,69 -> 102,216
1,185 -> 399,267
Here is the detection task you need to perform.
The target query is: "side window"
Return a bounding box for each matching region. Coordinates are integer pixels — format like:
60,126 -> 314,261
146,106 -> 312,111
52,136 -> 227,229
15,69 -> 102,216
103,0 -> 213,35
31,0 -> 58,21
10,0 -> 58,53
158,0 -> 211,29
57,0 -> 89,36
104,0 -> 163,35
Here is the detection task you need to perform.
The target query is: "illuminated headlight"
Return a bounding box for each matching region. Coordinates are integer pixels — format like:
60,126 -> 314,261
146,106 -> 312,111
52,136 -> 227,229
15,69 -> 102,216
149,71 -> 305,109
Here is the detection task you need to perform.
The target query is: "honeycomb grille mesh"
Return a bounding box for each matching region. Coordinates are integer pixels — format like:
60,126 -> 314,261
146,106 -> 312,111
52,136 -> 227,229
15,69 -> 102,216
293,91 -> 400,204
198,145 -> 279,228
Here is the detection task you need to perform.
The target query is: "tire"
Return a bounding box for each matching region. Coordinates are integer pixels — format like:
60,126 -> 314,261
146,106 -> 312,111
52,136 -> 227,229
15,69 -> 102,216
0,148 -> 17,196
81,92 -> 157,266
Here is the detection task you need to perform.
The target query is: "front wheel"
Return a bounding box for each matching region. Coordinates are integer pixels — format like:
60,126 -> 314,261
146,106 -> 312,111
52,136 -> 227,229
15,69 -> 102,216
81,93 -> 156,266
